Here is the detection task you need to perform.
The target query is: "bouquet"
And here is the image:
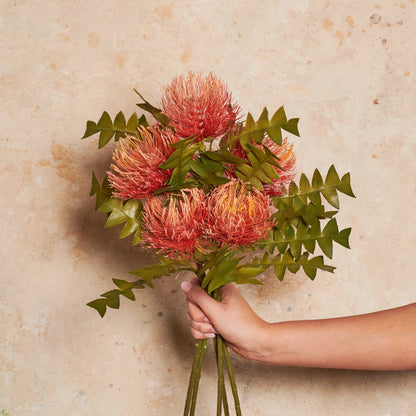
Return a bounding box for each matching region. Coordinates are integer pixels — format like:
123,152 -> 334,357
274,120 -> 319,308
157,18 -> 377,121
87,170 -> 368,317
83,71 -> 354,415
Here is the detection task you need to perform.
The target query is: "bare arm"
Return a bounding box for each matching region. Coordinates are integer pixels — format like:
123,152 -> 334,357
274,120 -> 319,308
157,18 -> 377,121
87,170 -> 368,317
181,280 -> 416,370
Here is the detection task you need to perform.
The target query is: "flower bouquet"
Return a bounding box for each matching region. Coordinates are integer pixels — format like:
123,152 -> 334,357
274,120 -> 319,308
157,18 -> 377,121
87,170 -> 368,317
83,71 -> 354,415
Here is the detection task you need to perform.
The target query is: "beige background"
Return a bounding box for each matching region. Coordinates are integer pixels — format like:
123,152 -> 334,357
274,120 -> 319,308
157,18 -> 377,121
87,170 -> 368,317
1,0 -> 416,415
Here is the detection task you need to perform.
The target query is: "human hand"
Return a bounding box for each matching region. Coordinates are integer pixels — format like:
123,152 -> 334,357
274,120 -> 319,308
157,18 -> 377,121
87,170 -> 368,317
181,279 -> 270,361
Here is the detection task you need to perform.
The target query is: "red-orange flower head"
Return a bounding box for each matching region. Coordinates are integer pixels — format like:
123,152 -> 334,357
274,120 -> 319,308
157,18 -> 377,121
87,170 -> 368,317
107,127 -> 179,200
141,188 -> 207,258
161,71 -> 241,141
206,180 -> 273,246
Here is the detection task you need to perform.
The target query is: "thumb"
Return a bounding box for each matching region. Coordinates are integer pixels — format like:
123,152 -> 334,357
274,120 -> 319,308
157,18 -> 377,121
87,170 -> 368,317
181,281 -> 221,319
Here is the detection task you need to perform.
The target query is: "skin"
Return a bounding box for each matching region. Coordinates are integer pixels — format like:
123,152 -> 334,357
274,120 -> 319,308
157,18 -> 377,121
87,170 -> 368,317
181,280 -> 416,371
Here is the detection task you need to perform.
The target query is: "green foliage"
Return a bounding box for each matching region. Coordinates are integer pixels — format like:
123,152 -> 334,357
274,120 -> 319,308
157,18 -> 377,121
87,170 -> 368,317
267,218 -> 351,260
272,251 -> 336,281
157,137 -> 204,192
84,88 -> 355,314
264,165 -> 354,280
89,172 -> 112,210
98,197 -> 143,244
87,260 -> 179,317
81,111 -> 146,149
234,143 -> 282,190
275,165 -> 355,211
237,107 -> 300,148
134,89 -> 170,128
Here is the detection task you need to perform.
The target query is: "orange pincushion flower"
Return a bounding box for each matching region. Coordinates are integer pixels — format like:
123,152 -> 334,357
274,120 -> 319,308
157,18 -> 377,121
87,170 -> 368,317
141,188 -> 207,258
206,180 -> 273,246
161,71 -> 240,141
107,127 -> 179,200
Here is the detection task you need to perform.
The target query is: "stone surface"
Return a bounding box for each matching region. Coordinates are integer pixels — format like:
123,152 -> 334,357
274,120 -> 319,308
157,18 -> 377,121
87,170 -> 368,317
1,0 -> 416,415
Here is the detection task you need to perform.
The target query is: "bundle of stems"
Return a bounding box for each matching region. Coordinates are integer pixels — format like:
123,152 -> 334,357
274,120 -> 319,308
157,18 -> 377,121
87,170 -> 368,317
183,288 -> 242,416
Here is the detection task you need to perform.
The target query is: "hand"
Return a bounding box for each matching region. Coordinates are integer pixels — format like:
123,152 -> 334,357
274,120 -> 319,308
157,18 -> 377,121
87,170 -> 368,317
181,279 -> 270,361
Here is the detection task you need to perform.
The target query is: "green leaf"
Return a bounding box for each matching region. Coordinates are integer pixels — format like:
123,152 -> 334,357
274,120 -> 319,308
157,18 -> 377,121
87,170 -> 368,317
238,106 -> 299,148
282,118 -> 300,137
99,197 -> 143,240
271,251 -> 335,281
89,172 -> 112,210
134,89 -> 170,128
129,262 -> 178,288
81,111 -> 142,148
87,299 -> 108,317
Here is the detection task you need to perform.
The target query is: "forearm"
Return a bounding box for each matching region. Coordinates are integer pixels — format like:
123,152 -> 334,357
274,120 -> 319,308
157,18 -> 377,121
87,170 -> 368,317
254,303 -> 416,370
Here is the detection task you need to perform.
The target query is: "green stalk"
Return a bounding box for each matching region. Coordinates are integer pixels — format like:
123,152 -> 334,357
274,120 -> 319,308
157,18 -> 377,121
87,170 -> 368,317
189,339 -> 207,416
222,343 -> 242,416
215,335 -> 225,416
184,339 -> 204,416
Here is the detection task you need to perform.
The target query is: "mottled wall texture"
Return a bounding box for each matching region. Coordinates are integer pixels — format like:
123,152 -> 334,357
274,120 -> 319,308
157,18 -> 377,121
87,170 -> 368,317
1,1 -> 416,415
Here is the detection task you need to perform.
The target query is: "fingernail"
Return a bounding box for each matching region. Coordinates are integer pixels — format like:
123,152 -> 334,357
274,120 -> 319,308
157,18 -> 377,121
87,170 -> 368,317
181,281 -> 192,293
203,317 -> 210,323
206,333 -> 216,338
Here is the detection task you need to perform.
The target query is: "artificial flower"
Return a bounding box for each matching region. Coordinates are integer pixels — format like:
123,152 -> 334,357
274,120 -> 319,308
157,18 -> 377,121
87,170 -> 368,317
141,188 -> 207,258
107,127 -> 178,200
206,180 -> 273,246
161,71 -> 240,141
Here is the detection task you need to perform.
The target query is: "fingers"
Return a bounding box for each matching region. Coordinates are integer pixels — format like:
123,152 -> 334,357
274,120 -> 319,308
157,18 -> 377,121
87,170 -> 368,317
181,280 -> 221,317
186,312 -> 216,339
181,280 -> 219,339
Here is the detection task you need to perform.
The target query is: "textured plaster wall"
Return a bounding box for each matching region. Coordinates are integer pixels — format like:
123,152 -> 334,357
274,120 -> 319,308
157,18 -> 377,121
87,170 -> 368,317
1,1 -> 416,415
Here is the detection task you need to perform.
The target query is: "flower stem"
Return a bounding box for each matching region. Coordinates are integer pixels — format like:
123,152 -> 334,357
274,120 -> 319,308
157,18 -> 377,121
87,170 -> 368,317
184,339 -> 207,416
215,335 -> 225,416
222,343 -> 242,416
190,339 -> 207,416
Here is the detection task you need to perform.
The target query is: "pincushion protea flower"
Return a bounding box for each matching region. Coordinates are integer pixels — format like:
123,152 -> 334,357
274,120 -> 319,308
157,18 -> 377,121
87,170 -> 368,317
206,180 -> 273,246
161,71 -> 240,141
142,188 -> 207,258
107,127 -> 179,200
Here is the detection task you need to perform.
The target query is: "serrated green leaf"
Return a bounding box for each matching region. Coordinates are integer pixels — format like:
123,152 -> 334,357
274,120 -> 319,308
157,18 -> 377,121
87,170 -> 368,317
338,173 -> 356,197
120,288 -> 136,301
274,262 -> 286,281
333,227 -> 351,248
82,111 -> 140,148
129,263 -> 177,288
317,236 -> 333,259
114,111 -> 126,129
134,89 -> 170,128
87,298 -> 108,317
312,169 -> 324,188
105,208 -> 127,228
99,129 -> 115,149
112,278 -> 133,290
82,120 -> 100,139
282,118 -> 300,136
321,187 -> 339,209
90,173 -> 112,210
98,197 -> 123,213
325,164 -> 341,187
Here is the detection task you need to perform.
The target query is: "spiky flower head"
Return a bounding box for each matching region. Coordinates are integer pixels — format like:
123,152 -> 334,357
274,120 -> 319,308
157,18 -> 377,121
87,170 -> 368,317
107,127 -> 179,200
161,71 -> 241,141
141,188 -> 207,258
206,180 -> 273,246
